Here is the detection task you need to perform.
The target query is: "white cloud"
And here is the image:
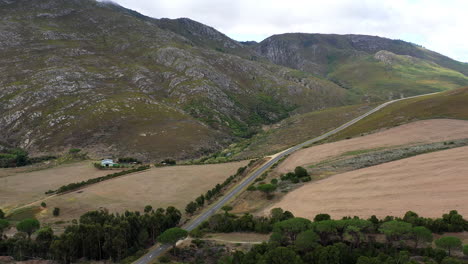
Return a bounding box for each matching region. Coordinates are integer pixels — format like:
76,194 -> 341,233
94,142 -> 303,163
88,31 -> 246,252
110,0 -> 468,62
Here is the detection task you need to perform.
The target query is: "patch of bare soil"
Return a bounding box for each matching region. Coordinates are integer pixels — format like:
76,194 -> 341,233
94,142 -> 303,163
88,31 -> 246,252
276,119 -> 468,174
265,146 -> 468,219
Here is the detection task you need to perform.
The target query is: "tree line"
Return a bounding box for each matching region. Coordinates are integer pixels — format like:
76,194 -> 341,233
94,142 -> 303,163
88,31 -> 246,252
184,165 -> 248,215
0,206 -> 182,263
49,165 -> 150,194
181,209 -> 468,264
0,147 -> 56,168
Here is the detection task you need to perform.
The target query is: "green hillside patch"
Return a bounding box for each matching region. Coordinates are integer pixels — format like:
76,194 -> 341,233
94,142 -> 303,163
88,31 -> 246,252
329,87 -> 468,141
329,53 -> 468,101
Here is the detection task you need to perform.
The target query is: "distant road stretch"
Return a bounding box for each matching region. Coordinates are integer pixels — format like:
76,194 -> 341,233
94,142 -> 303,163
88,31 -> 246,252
134,92 -> 438,264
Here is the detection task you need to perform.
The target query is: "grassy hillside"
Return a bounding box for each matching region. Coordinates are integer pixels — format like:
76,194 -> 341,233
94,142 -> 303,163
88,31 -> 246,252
210,103 -> 376,160
330,51 -> 468,101
329,87 -> 468,141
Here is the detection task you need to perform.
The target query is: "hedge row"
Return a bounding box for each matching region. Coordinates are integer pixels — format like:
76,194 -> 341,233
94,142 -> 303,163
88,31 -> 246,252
50,165 -> 150,194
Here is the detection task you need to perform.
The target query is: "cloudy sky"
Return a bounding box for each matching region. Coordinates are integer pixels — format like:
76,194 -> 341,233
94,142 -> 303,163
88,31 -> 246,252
109,0 -> 467,62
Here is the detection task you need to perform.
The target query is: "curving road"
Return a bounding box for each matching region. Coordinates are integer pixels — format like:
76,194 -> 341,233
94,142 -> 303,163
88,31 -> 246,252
134,92 -> 438,264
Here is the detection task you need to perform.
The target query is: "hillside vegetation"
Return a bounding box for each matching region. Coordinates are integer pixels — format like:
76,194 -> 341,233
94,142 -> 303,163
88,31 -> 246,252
1,0 -> 467,161
329,87 -> 468,141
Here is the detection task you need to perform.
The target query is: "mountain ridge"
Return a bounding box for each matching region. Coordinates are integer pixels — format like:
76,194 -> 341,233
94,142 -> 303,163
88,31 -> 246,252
0,0 -> 467,161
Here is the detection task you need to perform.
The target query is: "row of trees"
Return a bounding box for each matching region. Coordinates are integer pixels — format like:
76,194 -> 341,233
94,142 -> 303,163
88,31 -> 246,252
183,209 -> 468,264
52,165 -> 150,194
0,206 -> 182,263
0,147 -> 56,168
185,165 -> 248,214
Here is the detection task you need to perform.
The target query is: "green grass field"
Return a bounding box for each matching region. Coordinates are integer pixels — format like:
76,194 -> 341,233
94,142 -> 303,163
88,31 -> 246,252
329,87 -> 468,141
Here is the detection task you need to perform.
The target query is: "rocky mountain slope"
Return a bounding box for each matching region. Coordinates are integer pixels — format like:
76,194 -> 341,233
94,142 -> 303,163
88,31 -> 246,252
253,33 -> 468,100
0,0 -> 348,160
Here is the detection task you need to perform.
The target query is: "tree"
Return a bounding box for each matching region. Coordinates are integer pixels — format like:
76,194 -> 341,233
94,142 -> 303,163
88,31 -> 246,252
295,230 -> 319,252
53,207 -> 60,216
0,219 -> 9,239
273,217 -> 312,242
185,201 -> 198,215
260,247 -> 303,264
379,220 -> 412,246
412,226 -> 433,249
463,244 -> 468,256
16,218 -> 40,239
144,205 -> 153,213
41,202 -> 47,208
435,236 -> 462,256
257,184 -> 277,199
157,227 -> 188,253
294,166 -> 308,178
441,257 -> 462,264
314,214 -> 331,222
313,220 -> 337,245
195,195 -> 205,206
221,205 -> 233,214
0,209 -> 4,219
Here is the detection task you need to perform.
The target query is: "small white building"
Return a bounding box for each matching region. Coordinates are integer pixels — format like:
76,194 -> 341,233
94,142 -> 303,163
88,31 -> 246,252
101,159 -> 114,167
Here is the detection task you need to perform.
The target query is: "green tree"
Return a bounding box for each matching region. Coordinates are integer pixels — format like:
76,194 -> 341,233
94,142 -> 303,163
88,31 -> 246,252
16,218 -> 40,239
317,245 -> 340,264
379,220 -> 412,246
221,205 -> 233,214
0,219 -> 9,239
185,201 -> 198,215
53,207 -> 60,216
313,220 -> 337,245
412,226 -> 433,249
463,244 -> 468,256
195,195 -> 205,206
35,227 -> 54,257
260,247 -> 303,264
344,219 -> 372,248
314,213 -> 331,222
435,236 -> 462,256
257,184 -> 277,199
273,217 -> 312,242
40,202 -> 47,208
144,205 -> 152,213
157,227 -> 188,253
0,209 -> 4,219
295,230 -> 319,252
294,166 -> 308,178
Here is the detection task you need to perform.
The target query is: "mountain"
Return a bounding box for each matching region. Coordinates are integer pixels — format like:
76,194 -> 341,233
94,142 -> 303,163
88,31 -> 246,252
252,33 -> 468,100
0,0 -> 349,161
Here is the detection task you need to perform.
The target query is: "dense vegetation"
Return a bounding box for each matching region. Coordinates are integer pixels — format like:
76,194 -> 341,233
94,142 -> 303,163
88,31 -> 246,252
176,210 -> 468,264
0,207 -> 182,263
50,165 -> 150,194
0,147 -> 56,168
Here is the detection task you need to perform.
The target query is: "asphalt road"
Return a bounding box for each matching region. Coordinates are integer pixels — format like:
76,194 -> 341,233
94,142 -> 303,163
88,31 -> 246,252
134,92 -> 438,264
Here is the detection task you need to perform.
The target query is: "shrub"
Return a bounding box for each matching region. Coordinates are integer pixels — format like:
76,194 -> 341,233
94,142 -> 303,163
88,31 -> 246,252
271,178 -> 278,185
53,207 -> 60,217
291,177 -> 300,183
294,166 -> 309,178
41,202 -> 47,208
301,176 -> 312,182
247,185 -> 257,191
68,148 -> 81,154
161,159 -> 176,165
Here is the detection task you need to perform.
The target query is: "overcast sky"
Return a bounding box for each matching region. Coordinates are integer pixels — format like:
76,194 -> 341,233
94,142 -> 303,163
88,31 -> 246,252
109,0 -> 467,62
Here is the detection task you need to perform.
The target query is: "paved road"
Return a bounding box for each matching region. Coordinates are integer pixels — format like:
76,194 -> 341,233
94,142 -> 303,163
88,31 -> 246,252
134,92 -> 438,264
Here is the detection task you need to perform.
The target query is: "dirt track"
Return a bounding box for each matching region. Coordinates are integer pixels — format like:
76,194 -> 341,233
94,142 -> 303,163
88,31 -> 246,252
266,146 -> 468,219
276,119 -> 468,173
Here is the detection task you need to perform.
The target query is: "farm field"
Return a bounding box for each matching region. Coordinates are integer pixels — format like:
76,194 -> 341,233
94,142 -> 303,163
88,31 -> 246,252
0,161 -> 121,211
275,119 -> 468,174
35,161 -> 249,224
265,146 -> 468,219
329,87 -> 468,141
